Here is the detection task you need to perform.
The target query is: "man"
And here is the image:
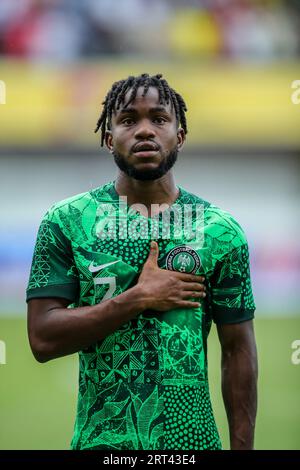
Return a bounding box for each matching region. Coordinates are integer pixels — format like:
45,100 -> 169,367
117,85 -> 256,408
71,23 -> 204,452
26,73 -> 258,450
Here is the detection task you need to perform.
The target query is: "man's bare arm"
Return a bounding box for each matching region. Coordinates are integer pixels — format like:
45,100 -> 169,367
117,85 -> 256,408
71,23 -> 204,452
217,320 -> 258,450
27,286 -> 147,363
27,241 -> 206,363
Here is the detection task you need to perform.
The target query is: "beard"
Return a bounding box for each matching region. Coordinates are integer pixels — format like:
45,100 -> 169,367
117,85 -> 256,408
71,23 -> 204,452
112,146 -> 178,181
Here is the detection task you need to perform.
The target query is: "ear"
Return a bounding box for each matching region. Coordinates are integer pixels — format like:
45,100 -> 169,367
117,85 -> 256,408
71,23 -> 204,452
176,127 -> 186,152
105,130 -> 114,153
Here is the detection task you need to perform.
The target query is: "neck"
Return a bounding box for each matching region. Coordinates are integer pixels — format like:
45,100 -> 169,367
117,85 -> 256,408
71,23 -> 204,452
114,171 -> 179,214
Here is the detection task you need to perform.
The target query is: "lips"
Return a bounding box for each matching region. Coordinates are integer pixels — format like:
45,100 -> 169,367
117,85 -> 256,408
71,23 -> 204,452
132,141 -> 159,153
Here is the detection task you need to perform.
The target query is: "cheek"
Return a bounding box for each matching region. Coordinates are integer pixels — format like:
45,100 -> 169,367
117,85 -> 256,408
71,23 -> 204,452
111,130 -> 129,149
161,129 -> 178,149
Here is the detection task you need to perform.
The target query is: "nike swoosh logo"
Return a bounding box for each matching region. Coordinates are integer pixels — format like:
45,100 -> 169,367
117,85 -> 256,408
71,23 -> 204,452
88,259 -> 120,273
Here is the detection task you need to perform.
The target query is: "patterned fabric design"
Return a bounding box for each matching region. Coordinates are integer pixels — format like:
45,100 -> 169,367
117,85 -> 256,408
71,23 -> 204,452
26,180 -> 256,450
27,218 -> 51,289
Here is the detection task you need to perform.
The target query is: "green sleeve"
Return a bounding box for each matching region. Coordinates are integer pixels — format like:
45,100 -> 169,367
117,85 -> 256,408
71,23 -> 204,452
210,243 -> 256,324
209,216 -> 256,324
26,206 -> 79,303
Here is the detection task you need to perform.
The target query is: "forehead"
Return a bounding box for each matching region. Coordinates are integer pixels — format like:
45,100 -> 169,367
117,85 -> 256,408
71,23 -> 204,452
114,86 -> 174,116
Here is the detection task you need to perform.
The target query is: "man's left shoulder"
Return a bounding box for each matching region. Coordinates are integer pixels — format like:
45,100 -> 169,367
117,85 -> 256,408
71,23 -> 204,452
204,202 -> 249,249
180,188 -> 249,249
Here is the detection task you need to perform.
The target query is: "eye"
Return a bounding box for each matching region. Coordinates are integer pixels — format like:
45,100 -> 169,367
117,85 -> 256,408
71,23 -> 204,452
122,118 -> 135,126
153,116 -> 167,124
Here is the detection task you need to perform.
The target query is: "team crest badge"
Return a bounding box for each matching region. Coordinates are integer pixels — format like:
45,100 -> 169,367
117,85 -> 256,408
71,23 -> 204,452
165,245 -> 201,274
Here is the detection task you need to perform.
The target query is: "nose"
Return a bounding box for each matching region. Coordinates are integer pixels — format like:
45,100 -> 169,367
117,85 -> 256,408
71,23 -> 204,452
134,119 -> 156,140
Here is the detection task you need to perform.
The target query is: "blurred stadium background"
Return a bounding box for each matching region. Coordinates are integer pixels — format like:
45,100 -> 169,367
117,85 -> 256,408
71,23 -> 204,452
0,0 -> 299,450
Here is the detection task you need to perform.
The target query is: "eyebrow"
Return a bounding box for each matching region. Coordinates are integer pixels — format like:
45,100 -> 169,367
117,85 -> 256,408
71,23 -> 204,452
118,106 -> 170,115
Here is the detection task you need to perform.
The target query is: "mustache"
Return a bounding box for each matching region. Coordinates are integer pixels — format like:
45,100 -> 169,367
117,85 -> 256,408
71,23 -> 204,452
131,140 -> 161,153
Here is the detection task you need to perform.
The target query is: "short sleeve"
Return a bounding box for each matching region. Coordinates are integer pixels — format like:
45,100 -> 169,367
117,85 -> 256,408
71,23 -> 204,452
210,241 -> 256,325
26,207 -> 79,303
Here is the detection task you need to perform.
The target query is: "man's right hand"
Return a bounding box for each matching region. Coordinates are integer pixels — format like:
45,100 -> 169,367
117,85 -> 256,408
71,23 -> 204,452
27,241 -> 206,362
137,241 -> 206,312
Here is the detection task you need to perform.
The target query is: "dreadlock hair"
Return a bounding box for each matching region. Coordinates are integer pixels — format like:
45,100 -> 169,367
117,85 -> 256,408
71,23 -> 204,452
94,73 -> 188,147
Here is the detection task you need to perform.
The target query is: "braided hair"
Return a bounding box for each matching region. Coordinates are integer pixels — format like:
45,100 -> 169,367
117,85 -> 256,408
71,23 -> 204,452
95,73 -> 188,147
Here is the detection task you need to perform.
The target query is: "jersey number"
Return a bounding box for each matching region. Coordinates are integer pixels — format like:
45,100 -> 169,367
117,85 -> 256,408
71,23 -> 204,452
93,276 -> 117,301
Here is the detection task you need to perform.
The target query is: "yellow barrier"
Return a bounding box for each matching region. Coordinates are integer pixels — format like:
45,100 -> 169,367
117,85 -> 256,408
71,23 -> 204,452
0,60 -> 299,147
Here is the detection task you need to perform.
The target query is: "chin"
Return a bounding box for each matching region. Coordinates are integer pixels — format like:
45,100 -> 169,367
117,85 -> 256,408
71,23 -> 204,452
130,170 -> 164,181
113,148 -> 178,181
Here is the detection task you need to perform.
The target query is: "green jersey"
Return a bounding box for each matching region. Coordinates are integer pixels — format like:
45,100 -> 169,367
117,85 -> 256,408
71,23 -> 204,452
26,181 -> 255,450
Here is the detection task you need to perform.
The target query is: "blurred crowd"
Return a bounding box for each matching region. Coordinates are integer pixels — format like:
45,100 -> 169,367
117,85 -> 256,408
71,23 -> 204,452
0,0 -> 299,62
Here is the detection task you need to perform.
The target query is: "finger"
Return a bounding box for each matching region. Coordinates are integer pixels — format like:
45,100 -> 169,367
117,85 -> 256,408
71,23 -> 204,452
181,282 -> 206,292
177,300 -> 202,308
182,291 -> 206,299
145,241 -> 159,265
174,272 -> 206,283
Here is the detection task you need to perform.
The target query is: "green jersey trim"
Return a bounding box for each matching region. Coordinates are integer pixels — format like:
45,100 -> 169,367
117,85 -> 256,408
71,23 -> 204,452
211,307 -> 255,324
26,283 -> 78,302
